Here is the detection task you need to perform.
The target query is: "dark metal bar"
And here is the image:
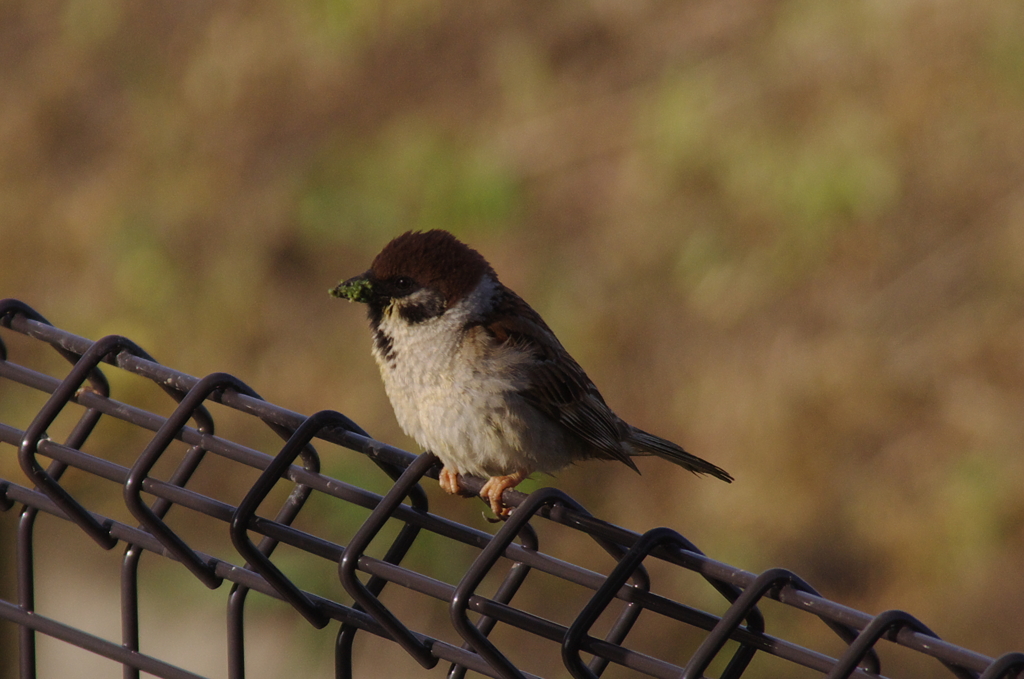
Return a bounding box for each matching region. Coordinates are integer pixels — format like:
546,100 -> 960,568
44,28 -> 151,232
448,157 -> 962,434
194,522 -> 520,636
120,543 -> 144,679
338,452 -> 440,670
9,318 -> 116,679
227,583 -> 248,679
447,522 -> 538,679
564,528 -> 742,679
17,507 -> 37,679
0,299 -> 98,373
232,410 -> 354,628
17,334 -> 137,548
0,600 -> 209,679
121,374 -> 217,679
451,488 -> 581,679
124,372 -> 265,588
683,567 -> 884,679
224,438 -> 322,675
324,408 -> 431,679
824,610 -> 971,679
0,480 -> 537,678
978,653 -> 1024,679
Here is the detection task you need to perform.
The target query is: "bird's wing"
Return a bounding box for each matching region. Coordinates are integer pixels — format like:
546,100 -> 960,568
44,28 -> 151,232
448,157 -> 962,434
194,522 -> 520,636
477,289 -> 638,470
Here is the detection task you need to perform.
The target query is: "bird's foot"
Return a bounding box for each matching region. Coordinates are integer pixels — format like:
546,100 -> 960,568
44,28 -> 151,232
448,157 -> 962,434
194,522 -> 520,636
438,467 -> 460,494
479,471 -> 528,519
438,467 -> 475,497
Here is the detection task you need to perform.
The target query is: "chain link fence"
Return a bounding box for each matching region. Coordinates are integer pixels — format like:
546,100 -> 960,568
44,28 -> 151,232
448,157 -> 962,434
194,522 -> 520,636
0,298 -> 1021,679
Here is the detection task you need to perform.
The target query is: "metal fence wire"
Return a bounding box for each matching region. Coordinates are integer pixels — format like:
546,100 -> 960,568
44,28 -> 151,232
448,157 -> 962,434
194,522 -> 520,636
0,298 -> 1021,679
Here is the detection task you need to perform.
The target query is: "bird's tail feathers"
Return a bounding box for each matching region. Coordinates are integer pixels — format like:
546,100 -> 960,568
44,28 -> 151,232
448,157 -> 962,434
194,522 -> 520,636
628,428 -> 733,483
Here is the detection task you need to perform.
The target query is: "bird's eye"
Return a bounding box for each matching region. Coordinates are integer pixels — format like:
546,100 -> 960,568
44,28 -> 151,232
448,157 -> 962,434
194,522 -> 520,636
393,276 -> 415,293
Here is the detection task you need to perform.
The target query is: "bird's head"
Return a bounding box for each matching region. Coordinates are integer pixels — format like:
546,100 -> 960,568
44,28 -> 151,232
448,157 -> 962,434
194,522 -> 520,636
330,230 -> 495,324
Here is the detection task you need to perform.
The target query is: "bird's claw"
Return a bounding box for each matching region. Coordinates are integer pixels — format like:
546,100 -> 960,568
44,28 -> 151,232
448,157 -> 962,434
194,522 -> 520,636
438,467 -> 461,495
438,467 -> 525,520
479,472 -> 526,519
438,467 -> 477,498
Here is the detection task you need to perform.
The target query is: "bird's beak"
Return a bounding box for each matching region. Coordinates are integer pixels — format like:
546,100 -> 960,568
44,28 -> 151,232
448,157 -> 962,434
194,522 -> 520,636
330,273 -> 374,303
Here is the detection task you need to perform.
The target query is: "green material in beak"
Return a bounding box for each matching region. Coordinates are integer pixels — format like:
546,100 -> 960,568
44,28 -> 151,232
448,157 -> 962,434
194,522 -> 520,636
330,276 -> 374,303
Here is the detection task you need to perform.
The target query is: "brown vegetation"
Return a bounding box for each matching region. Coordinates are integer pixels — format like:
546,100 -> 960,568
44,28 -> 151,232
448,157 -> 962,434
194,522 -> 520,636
2,0 -> 1023,676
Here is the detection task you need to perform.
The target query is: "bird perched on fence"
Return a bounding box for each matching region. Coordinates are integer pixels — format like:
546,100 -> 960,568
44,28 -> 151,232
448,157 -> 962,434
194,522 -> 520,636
330,230 -> 732,517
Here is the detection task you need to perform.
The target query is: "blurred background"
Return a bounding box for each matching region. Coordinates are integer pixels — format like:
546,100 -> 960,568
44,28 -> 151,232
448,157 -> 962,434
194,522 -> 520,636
2,0 -> 1024,677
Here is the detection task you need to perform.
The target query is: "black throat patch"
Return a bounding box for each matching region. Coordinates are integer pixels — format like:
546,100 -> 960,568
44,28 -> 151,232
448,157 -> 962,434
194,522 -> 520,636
395,296 -> 445,324
372,327 -> 396,363
367,307 -> 396,363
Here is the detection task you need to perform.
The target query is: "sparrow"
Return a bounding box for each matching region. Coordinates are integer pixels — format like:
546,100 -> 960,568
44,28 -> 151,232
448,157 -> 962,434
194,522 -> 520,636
330,230 -> 731,517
